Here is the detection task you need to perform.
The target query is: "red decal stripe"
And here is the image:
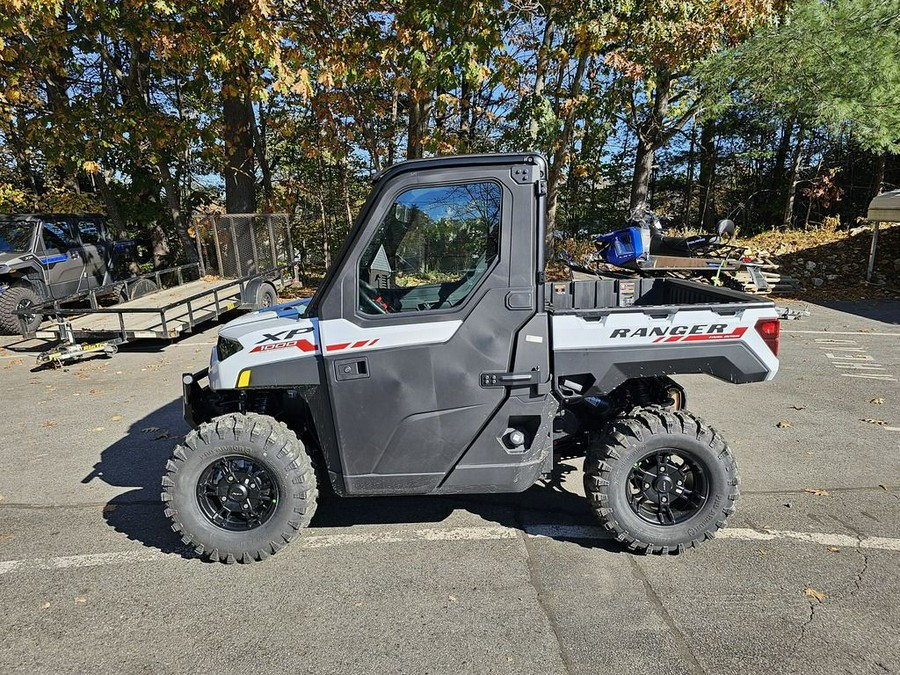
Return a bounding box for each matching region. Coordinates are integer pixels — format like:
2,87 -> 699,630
368,339 -> 379,346
351,340 -> 368,348
665,336 -> 682,343
326,342 -> 350,352
682,327 -> 747,342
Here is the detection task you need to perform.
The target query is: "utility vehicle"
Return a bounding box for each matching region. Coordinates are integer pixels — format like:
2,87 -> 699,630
164,153 -> 780,563
0,213 -> 142,334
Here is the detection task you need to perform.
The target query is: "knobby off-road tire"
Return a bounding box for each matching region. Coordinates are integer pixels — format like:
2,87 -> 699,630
0,283 -> 42,335
162,412 -> 317,563
584,407 -> 739,555
123,278 -> 158,302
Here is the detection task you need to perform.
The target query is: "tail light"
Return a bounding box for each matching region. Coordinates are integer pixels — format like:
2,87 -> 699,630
755,318 -> 780,356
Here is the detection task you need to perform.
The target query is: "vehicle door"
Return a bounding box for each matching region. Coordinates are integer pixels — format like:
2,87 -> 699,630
38,218 -> 87,297
73,217 -> 108,288
315,158 -> 552,495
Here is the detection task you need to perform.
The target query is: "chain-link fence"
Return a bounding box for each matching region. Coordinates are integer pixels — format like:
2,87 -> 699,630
193,213 -> 295,280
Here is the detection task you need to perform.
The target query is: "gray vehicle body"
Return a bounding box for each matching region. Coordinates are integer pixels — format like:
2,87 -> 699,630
183,153 -> 780,498
0,214 -> 135,310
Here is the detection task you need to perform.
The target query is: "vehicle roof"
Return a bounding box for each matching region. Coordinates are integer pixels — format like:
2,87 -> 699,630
373,152 -> 546,184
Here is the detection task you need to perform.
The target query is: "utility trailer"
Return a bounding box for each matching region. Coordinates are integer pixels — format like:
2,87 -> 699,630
162,154 -> 780,563
20,213 -> 296,366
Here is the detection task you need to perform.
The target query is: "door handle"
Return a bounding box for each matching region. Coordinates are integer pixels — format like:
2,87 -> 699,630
334,357 -> 369,381
480,369 -> 540,388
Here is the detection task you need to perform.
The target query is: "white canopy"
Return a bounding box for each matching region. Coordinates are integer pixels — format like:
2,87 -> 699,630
867,189 -> 900,222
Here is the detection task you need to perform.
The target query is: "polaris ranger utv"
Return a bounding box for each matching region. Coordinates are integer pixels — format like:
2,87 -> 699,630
165,153 -> 780,563
0,213 -> 143,335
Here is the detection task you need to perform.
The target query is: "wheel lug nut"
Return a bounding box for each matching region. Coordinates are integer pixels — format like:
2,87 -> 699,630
676,480 -> 682,486
644,483 -> 650,489
661,497 -> 668,503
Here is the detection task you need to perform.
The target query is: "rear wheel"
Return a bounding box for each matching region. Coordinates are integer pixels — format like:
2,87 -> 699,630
584,407 -> 738,554
162,413 -> 317,563
256,282 -> 277,308
0,283 -> 42,335
121,278 -> 157,302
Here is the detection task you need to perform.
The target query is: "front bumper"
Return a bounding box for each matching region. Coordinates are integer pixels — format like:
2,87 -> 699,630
182,368 -> 211,428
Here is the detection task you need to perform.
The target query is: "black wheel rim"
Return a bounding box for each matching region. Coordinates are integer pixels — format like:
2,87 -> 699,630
196,455 -> 280,531
626,450 -> 710,526
17,297 -> 35,325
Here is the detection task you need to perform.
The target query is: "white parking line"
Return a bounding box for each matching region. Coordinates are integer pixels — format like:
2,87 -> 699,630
2,524 -> 899,576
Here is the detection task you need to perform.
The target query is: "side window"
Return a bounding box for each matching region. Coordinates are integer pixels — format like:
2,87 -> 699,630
76,220 -> 102,245
357,181 -> 501,315
41,221 -> 78,251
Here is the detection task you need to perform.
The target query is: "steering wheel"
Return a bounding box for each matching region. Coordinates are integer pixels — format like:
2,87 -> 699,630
358,279 -> 390,314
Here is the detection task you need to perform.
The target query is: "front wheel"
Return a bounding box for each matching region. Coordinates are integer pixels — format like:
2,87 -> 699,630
0,283 -> 42,335
162,413 -> 317,563
584,408 -> 739,554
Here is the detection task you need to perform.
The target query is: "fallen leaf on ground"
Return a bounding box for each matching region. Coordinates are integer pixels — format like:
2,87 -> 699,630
42,602 -> 51,609
0,533 -> 14,543
879,484 -> 889,491
448,595 -> 457,603
827,546 -> 840,553
42,420 -> 57,428
776,420 -> 793,428
803,587 -> 826,603
0,494 -> 4,502
141,427 -> 159,433
3,358 -> 23,369
74,596 -> 87,604
861,418 -> 886,425
804,488 -> 830,496
92,427 -> 105,432
869,398 -> 884,404
110,415 -> 123,421
790,405 -> 806,410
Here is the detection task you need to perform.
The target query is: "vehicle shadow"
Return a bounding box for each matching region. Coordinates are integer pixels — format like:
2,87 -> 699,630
89,400 -> 620,559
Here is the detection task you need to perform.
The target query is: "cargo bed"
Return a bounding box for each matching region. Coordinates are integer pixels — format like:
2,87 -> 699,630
547,278 -> 780,392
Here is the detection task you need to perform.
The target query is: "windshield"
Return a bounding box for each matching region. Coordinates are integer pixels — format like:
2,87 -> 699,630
0,220 -> 36,253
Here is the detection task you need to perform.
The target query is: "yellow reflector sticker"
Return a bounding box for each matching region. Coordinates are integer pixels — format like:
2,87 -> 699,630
226,303 -> 236,311
237,370 -> 251,388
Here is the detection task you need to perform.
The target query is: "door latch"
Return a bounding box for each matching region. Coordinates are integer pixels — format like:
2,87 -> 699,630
480,369 -> 540,388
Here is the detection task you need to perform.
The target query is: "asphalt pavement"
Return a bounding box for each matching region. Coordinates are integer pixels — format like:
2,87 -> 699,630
0,299 -> 898,674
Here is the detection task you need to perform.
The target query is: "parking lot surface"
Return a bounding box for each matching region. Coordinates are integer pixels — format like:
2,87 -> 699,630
1,299 -> 898,674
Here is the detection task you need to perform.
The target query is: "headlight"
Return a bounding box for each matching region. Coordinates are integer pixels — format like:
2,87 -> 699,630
216,336 -> 243,361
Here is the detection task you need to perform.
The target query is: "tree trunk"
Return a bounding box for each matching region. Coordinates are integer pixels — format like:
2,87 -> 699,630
545,52 -> 589,245
253,104 -> 274,211
151,223 -> 171,268
223,67 -> 255,213
872,152 -> 887,199
95,172 -> 126,235
682,122 -> 697,227
530,17 -> 556,144
629,138 -> 656,211
629,69 -> 672,211
406,92 -> 433,160
158,160 -> 198,262
782,120 -> 806,229
697,120 -> 717,229
388,87 -> 399,167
